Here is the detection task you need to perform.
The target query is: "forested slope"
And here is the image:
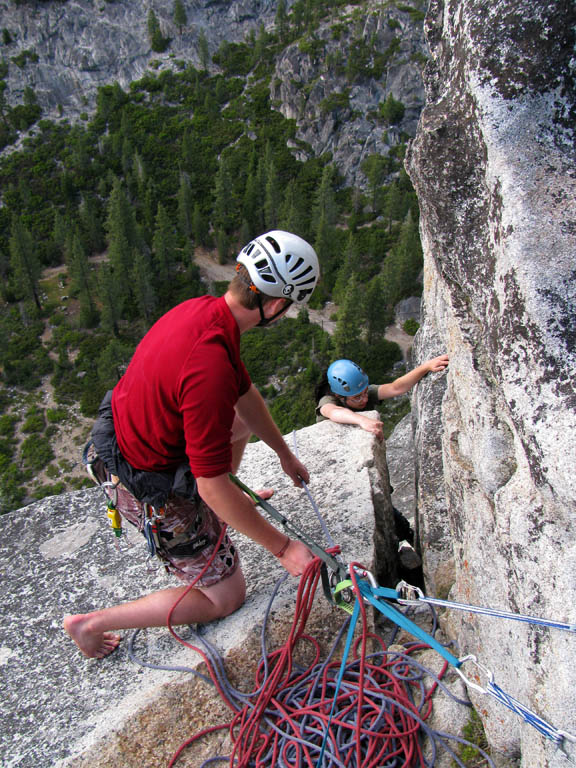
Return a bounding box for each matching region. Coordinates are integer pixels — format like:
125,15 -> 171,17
0,0 -> 427,509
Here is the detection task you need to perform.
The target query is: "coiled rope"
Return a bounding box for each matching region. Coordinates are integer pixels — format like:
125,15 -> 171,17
129,549 -> 493,767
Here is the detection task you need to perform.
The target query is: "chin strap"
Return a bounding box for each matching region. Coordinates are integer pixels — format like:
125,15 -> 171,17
255,291 -> 291,326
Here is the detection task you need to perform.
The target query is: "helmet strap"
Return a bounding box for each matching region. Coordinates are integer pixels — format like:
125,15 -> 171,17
256,294 -> 292,327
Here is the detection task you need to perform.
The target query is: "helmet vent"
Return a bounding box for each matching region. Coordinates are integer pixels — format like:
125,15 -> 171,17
265,235 -> 281,253
288,255 -> 304,273
254,258 -> 276,283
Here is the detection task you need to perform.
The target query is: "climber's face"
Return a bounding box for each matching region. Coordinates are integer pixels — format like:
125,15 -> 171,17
345,387 -> 369,409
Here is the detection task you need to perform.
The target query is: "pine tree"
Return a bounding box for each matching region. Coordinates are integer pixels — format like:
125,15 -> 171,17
379,93 -> 405,126
67,230 -> 97,326
364,275 -> 392,345
212,156 -> 235,234
132,248 -> 157,326
332,232 -> 360,307
148,9 -> 170,53
275,0 -> 289,42
311,164 -> 338,233
79,196 -> 105,254
52,210 -> 71,253
242,148 -> 263,234
153,203 -> 177,276
9,216 -> 42,309
264,157 -> 281,230
97,339 -> 134,393
0,246 -> 9,296
239,219 -> 252,248
332,273 -> 363,361
98,264 -> 121,337
216,229 -> 229,264
361,154 -> 390,214
385,182 -> 404,232
198,29 -> 210,71
173,0 -> 187,34
105,178 -> 138,304
278,179 -> 304,235
177,172 -> 194,238
314,213 -> 340,291
143,179 -> 159,232
385,211 -> 422,301
192,203 -> 209,247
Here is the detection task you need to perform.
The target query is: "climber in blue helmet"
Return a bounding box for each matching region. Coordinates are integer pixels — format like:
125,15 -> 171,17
315,354 -> 449,440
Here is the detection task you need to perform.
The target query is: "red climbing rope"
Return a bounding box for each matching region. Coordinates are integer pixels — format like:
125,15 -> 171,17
166,551 -> 447,767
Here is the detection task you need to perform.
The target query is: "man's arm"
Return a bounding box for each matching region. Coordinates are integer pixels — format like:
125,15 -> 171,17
196,473 -> 313,576
377,354 -> 449,399
234,384 -> 309,485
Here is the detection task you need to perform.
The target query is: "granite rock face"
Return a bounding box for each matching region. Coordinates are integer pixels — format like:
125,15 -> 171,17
406,0 -> 576,764
0,0 -> 281,119
271,4 -> 427,185
0,0 -> 426,187
1,419 -> 397,768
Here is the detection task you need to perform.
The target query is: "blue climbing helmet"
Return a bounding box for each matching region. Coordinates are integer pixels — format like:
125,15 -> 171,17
327,359 -> 369,397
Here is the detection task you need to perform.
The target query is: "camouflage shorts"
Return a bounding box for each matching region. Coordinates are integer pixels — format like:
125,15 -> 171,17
89,457 -> 239,588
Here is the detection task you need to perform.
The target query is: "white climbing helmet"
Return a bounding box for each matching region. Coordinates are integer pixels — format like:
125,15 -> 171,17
236,230 -> 320,304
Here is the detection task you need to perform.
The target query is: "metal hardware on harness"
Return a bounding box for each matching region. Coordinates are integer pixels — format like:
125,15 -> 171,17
106,501 -> 123,538
229,474 -> 349,605
143,503 -> 164,557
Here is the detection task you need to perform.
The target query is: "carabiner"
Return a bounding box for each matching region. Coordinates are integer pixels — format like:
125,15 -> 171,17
395,579 -> 425,604
351,564 -> 378,589
454,654 -> 494,694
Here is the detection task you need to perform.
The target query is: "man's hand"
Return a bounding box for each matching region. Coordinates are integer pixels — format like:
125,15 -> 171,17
277,539 -> 314,576
279,451 -> 310,487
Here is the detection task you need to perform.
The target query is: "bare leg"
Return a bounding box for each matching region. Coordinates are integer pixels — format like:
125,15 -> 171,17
231,414 -> 273,500
64,566 -> 246,659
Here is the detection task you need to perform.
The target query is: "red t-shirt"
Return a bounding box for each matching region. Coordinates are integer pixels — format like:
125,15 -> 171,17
112,295 -> 252,478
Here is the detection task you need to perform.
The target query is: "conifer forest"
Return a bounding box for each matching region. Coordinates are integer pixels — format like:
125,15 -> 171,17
0,0 -> 426,510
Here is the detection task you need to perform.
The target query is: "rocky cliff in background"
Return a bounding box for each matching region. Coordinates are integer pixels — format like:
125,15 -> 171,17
0,0 -> 426,186
0,0 -> 280,114
270,5 -> 426,184
406,0 -> 576,765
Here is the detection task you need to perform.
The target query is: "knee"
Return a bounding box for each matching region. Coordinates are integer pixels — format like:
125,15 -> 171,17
221,583 -> 246,617
205,568 -> 246,618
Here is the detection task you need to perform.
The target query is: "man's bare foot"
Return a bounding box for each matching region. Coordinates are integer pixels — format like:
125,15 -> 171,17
63,614 -> 121,659
255,488 -> 274,501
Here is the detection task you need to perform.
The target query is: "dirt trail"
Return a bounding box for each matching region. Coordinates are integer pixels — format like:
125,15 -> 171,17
384,325 -> 414,361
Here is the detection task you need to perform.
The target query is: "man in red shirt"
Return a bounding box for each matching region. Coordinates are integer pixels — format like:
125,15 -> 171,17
64,230 -> 320,658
